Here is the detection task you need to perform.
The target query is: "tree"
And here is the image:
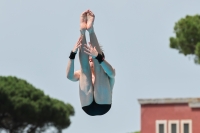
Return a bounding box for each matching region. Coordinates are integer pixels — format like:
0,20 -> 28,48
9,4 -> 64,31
169,14 -> 200,64
0,76 -> 74,133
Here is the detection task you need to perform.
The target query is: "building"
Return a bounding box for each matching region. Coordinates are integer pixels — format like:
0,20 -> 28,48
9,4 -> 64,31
138,98 -> 200,133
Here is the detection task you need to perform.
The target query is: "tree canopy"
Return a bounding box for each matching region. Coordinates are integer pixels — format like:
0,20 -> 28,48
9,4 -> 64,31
0,76 -> 74,133
169,14 -> 200,64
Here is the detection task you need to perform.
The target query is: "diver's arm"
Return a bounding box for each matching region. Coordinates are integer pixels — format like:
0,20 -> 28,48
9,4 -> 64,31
100,60 -> 115,78
66,59 -> 80,81
66,36 -> 82,81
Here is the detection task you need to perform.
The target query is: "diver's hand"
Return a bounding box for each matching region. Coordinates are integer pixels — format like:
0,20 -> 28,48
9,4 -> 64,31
83,42 -> 98,58
72,36 -> 83,53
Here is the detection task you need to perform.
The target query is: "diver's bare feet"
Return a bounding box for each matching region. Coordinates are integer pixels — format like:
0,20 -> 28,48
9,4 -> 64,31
86,10 -> 95,33
80,11 -> 87,34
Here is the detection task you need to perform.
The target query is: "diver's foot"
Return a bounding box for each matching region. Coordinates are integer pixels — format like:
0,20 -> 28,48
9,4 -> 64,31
86,10 -> 95,33
80,10 -> 87,32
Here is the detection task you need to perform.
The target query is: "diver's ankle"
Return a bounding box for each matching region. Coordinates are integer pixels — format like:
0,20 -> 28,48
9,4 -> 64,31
88,27 -> 94,34
80,29 -> 86,35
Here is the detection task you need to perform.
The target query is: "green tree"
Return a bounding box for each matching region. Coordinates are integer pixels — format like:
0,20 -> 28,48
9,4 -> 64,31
0,76 -> 74,133
169,14 -> 200,64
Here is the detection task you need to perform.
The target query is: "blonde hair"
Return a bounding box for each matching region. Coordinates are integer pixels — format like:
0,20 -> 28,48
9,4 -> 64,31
100,45 -> 104,52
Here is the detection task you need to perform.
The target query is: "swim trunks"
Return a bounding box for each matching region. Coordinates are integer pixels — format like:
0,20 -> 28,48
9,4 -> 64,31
82,100 -> 111,116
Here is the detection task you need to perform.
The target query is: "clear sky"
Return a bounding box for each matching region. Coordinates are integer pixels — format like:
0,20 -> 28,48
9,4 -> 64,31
1,0 -> 200,133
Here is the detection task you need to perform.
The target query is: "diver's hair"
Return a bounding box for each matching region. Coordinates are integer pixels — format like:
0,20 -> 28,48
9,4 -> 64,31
99,45 -> 105,58
100,45 -> 103,52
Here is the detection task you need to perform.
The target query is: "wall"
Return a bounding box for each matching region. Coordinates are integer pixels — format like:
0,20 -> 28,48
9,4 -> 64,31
141,104 -> 200,133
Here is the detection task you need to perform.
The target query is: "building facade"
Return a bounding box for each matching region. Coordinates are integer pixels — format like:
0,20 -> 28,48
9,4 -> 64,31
138,98 -> 200,133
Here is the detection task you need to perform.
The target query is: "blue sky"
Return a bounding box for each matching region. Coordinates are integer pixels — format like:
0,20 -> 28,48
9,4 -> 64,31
1,0 -> 200,133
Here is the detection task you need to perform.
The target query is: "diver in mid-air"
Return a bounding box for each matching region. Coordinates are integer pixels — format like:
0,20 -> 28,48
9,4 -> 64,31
66,10 -> 116,116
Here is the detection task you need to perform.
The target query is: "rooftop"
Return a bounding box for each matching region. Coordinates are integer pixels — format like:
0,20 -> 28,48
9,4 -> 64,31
138,98 -> 200,108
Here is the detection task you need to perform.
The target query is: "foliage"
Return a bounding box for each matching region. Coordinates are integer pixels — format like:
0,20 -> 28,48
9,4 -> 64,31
169,14 -> 200,64
0,76 -> 74,133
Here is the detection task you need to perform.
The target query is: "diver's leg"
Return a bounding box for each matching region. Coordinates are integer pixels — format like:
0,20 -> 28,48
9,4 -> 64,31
87,10 -> 103,71
79,11 -> 93,107
87,10 -> 112,105
87,10 -> 102,55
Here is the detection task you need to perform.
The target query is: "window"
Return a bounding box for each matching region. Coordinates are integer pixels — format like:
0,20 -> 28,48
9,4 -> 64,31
159,124 -> 164,133
184,124 -> 189,133
156,120 -> 167,133
171,124 -> 176,133
168,120 -> 179,133
181,120 -> 192,133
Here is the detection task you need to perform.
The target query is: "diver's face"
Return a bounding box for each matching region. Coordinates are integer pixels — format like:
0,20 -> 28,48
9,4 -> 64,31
89,56 -> 94,68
